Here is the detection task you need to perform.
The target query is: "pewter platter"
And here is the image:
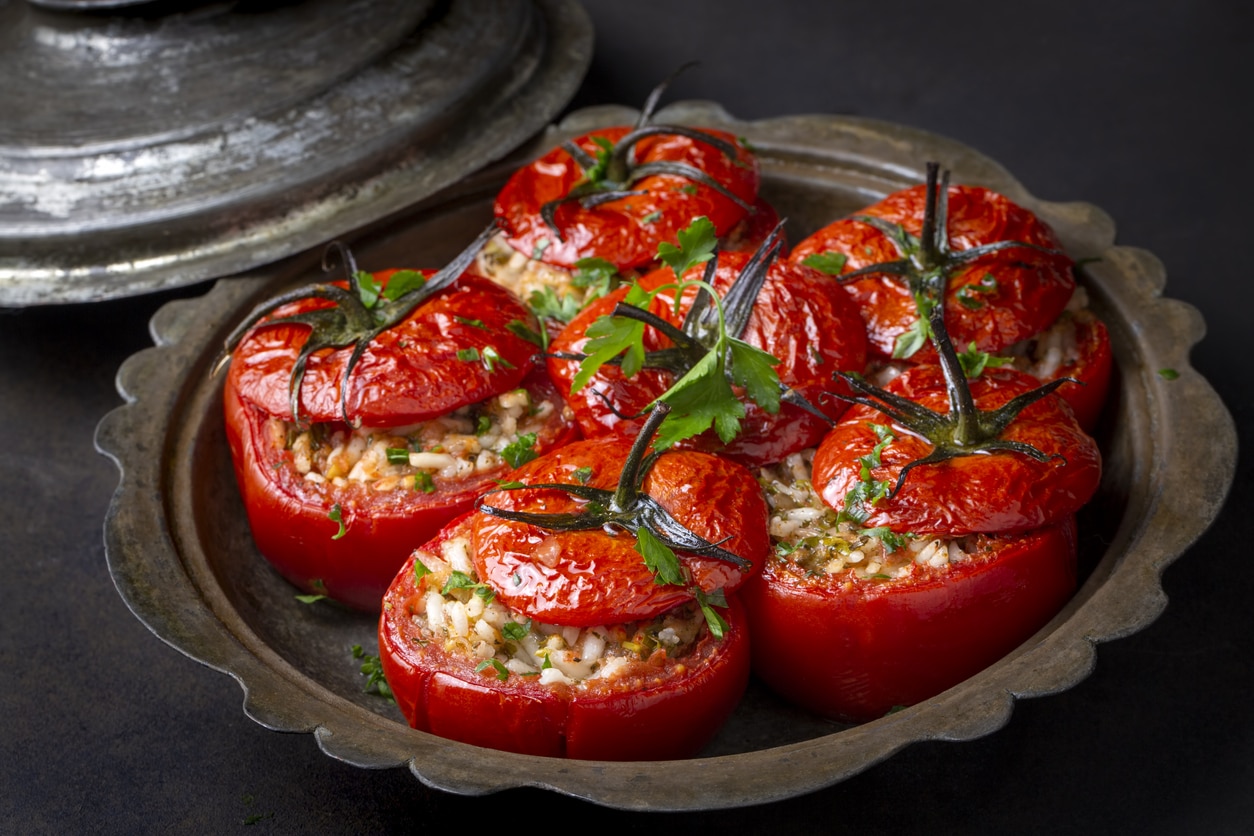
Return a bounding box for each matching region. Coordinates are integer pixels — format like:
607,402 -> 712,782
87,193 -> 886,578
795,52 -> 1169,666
96,103 -> 1235,811
0,0 -> 591,306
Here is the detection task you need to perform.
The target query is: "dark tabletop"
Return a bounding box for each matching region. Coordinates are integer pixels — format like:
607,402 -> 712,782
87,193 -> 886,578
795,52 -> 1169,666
4,1 -> 1252,832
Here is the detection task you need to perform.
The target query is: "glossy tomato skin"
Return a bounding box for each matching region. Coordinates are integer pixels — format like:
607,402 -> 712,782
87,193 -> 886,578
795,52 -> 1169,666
1039,310 -> 1113,433
222,267 -> 578,610
228,271 -> 542,427
378,523 -> 752,760
547,251 -> 869,467
790,185 -> 1076,363
495,126 -> 758,272
472,435 -> 769,626
812,366 -> 1101,537
741,517 -> 1077,723
223,370 -> 576,611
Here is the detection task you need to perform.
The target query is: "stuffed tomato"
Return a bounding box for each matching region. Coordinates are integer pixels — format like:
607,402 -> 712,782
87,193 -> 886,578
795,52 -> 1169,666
379,410 -> 767,759
547,242 -> 868,467
475,75 -> 763,329
221,258 -> 576,611
378,515 -> 752,760
746,449 -> 1078,722
789,173 -> 1111,428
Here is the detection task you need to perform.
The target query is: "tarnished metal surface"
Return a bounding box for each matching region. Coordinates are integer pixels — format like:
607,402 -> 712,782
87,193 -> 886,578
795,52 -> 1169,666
96,104 -> 1236,811
0,0 -> 592,305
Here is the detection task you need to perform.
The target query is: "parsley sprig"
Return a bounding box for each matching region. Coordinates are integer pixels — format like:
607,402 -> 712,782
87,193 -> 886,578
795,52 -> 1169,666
568,218 -> 813,449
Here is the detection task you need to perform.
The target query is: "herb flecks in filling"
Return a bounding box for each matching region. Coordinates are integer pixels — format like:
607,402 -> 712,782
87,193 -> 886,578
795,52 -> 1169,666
275,386 -> 559,490
759,450 -> 973,581
408,535 -> 707,688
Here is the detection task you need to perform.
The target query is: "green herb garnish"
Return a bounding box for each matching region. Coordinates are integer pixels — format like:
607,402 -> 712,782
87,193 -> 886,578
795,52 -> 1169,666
328,503 -> 347,540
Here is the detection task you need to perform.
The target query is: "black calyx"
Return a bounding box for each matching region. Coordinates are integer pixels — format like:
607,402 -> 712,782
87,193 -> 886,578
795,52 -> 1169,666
539,65 -> 752,238
477,403 -> 752,570
215,222 -> 499,426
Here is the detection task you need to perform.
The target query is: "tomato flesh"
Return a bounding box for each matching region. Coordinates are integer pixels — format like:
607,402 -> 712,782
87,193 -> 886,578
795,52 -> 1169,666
378,520 -> 751,760
228,271 -> 543,427
742,517 -> 1077,723
223,370 -> 576,611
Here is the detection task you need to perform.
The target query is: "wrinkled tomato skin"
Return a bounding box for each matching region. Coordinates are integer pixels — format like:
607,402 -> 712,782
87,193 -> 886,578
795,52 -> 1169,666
813,366 -> 1100,537
228,271 -> 541,426
495,126 -> 758,272
547,252 -> 868,467
378,542 -> 751,760
789,185 -> 1076,363
741,517 -> 1077,723
472,435 -> 769,626
222,371 -> 576,611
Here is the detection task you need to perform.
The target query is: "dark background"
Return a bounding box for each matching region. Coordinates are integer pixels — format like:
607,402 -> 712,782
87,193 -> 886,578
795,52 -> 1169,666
4,1 -> 1252,832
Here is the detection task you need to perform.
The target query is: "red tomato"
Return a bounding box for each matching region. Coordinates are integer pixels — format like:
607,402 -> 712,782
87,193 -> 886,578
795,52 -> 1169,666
471,434 -> 770,626
378,518 -> 752,760
811,366 -> 1101,536
720,197 -> 787,254
222,269 -> 578,610
741,517 -> 1077,723
1015,309 -> 1113,433
228,271 -> 541,427
547,251 -> 869,466
223,369 -> 575,611
494,125 -> 758,272
789,184 -> 1076,362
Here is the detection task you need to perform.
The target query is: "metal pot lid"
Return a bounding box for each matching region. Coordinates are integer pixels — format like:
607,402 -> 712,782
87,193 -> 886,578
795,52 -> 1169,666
0,0 -> 592,306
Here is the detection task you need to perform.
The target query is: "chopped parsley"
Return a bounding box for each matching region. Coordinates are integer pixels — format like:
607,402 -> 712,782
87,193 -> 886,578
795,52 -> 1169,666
476,658 -> 511,682
328,504 -> 347,540
351,644 -> 394,701
501,432 -> 539,468
636,526 -> 686,587
801,251 -> 848,276
528,286 -> 582,323
442,570 -> 496,603
956,273 -> 999,310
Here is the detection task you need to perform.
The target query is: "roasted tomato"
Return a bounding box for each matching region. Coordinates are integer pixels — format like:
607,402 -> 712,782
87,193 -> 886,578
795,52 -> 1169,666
789,183 -> 1076,363
547,248 -> 868,466
493,124 -> 758,274
472,431 -> 769,626
1007,304 -> 1113,432
812,365 -> 1100,537
222,264 -> 576,610
378,516 -> 752,760
744,452 -> 1078,723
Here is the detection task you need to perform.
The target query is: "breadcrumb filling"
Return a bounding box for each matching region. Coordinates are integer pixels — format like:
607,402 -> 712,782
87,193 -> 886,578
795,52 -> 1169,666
403,535 -> 707,687
759,449 -> 975,581
270,386 -> 558,491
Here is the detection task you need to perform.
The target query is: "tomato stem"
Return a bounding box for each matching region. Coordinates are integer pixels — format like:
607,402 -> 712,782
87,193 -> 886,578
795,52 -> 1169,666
216,223 -> 499,425
538,67 -> 752,236
477,403 -> 752,570
821,163 -> 1079,491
